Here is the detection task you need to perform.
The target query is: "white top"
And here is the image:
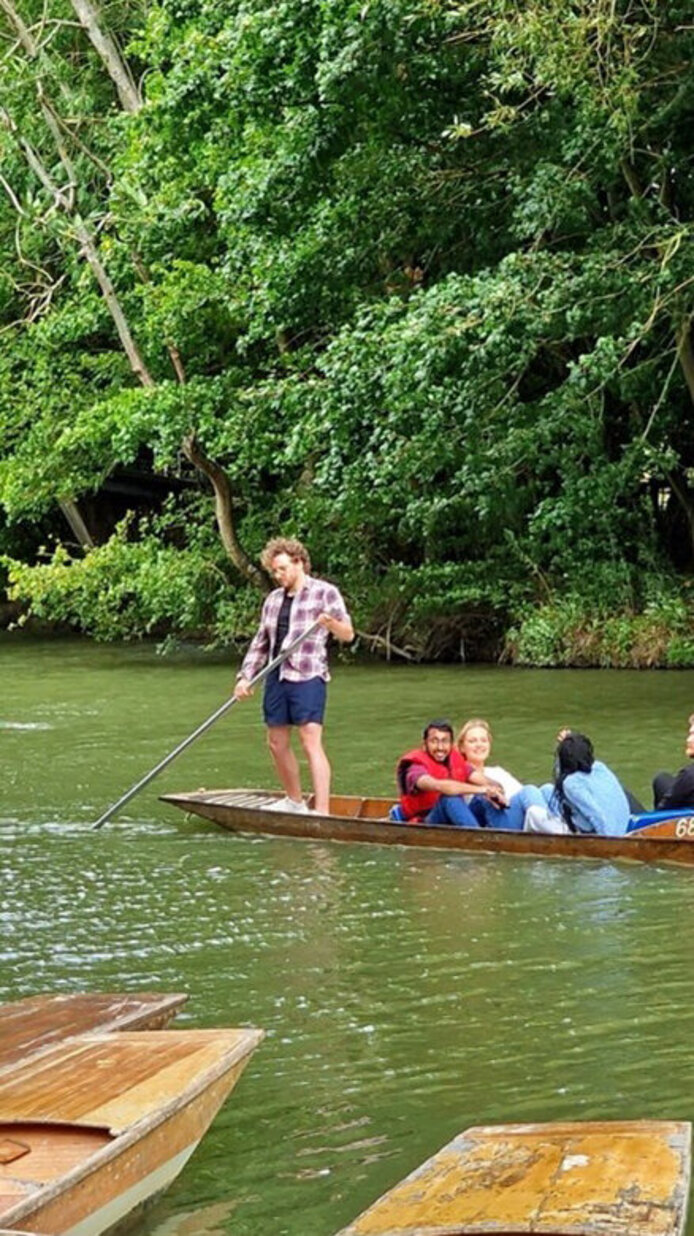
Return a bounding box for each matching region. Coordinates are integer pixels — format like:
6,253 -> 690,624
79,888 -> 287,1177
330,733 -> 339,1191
465,764 -> 523,801
486,765 -> 523,797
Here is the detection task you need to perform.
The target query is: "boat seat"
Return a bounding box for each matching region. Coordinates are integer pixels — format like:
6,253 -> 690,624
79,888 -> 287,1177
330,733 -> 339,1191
357,799 -> 398,820
627,808 -> 694,833
306,796 -> 365,817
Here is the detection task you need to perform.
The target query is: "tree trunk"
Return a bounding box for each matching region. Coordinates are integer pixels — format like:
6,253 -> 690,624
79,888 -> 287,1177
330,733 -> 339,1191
676,316 -> 694,405
620,157 -> 644,198
667,469 -> 694,564
621,156 -> 694,416
59,499 -> 95,549
182,435 -> 270,592
73,216 -> 156,387
68,0 -> 141,112
1,106 -> 157,388
1,3 -> 262,589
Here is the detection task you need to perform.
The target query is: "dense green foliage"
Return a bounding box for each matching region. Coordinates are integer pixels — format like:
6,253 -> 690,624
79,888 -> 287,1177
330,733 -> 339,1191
1,0 -> 694,662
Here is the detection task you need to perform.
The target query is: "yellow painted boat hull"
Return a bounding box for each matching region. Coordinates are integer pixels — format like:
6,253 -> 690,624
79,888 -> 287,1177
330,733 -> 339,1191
335,1120 -> 692,1236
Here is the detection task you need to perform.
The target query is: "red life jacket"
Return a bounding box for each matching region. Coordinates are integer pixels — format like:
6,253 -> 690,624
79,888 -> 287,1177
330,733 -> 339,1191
396,747 -> 473,822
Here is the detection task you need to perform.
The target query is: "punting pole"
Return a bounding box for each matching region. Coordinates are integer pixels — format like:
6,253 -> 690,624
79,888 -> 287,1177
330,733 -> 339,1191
92,620 -> 322,830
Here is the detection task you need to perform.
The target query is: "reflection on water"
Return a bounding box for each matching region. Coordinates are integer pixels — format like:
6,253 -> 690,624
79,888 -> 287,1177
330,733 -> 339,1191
143,1198 -> 238,1236
4,827 -> 694,1235
1,639 -> 694,1234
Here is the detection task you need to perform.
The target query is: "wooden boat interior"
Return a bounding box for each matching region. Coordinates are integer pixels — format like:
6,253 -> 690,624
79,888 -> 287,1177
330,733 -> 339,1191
163,789 -> 694,828
165,789 -> 394,819
310,795 -> 394,819
162,788 -> 694,842
335,1119 -> 692,1236
0,992 -> 188,1077
0,1027 -> 262,1228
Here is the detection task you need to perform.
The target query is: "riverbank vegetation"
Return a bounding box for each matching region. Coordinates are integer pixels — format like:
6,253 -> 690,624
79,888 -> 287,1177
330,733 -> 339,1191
1,0 -> 693,664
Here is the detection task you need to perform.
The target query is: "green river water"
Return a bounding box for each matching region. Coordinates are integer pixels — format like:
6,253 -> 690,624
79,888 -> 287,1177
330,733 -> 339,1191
3,635 -> 694,1236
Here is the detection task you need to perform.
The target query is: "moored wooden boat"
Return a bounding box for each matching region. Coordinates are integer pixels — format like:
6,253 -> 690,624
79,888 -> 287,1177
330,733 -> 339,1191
334,1119 -> 692,1236
0,1021 -> 263,1236
160,789 -> 694,868
0,992 -> 187,1077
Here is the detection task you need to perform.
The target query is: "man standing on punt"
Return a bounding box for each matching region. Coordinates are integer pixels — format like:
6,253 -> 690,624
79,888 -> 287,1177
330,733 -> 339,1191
233,538 -> 354,816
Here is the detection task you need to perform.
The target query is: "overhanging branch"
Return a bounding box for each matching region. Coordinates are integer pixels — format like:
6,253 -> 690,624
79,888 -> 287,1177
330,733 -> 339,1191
182,434 -> 270,592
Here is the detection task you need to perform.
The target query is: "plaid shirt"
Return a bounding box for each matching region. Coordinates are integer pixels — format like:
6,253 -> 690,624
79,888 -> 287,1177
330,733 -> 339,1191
239,575 -> 351,683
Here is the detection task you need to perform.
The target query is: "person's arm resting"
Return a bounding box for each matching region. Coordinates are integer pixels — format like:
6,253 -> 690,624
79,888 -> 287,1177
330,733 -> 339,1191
415,773 -> 500,798
467,767 -> 507,803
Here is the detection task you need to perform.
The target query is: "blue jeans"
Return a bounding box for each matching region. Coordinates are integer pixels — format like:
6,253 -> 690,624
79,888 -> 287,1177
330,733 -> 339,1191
425,796 -> 481,828
470,785 -> 546,832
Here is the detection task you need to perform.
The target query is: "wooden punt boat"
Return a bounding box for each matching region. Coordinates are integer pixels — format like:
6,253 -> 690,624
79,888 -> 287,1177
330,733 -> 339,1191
160,789 -> 694,868
0,992 -> 188,1077
334,1119 -> 692,1236
0,1016 -> 263,1236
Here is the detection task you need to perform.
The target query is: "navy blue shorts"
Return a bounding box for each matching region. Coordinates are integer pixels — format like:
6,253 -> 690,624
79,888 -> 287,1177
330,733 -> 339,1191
263,670 -> 326,727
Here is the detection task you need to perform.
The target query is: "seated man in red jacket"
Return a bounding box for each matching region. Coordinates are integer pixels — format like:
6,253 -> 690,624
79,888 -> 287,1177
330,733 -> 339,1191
394,720 -> 505,826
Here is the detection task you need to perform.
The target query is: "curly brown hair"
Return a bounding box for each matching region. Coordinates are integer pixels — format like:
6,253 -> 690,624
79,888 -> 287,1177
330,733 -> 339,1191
260,537 -> 311,573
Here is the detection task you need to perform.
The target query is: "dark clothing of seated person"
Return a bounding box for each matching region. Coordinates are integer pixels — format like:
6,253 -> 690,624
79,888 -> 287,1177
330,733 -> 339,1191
394,720 -> 505,827
653,716 -> 694,810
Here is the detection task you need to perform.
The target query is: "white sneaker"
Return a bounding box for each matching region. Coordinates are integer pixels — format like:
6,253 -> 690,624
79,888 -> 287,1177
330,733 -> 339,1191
263,796 -> 309,814
523,805 -> 570,834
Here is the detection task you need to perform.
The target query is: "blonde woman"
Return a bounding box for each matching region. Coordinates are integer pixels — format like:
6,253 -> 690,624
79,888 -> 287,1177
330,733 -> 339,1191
457,718 -> 546,831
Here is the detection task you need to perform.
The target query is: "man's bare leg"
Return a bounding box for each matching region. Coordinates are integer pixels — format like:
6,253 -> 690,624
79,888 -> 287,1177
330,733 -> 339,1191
298,722 -> 331,814
267,725 -> 303,802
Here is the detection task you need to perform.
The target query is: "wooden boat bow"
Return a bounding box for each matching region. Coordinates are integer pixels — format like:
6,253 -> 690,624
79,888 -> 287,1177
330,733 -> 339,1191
0,996 -> 263,1236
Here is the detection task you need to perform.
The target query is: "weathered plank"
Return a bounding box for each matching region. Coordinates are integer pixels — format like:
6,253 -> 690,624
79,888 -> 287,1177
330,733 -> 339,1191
0,991 -> 187,1075
335,1121 -> 692,1236
0,1029 -> 256,1133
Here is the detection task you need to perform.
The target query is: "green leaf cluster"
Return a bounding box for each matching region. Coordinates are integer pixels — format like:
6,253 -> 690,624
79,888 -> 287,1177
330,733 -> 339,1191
1,0 -> 694,660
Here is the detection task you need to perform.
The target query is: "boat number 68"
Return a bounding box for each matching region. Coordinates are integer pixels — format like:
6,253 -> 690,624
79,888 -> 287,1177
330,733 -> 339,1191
675,818 -> 694,838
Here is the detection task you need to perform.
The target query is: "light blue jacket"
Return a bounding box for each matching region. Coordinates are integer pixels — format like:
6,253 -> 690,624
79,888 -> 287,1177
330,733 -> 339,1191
546,761 -> 630,836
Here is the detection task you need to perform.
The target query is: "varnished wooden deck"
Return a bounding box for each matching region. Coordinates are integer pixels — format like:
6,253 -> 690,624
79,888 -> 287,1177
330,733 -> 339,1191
0,1029 -> 255,1133
335,1120 -> 692,1236
0,992 -> 187,1076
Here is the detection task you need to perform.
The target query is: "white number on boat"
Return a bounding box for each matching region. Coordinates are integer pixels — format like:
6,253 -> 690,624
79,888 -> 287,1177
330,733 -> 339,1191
675,818 -> 694,838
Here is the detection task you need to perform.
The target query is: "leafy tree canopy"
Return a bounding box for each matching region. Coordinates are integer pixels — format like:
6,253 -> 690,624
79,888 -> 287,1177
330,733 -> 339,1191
1,0 -> 693,663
